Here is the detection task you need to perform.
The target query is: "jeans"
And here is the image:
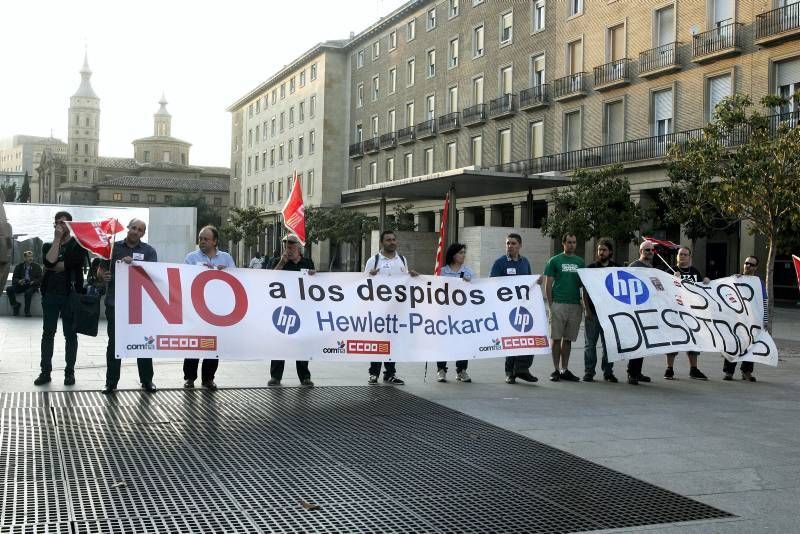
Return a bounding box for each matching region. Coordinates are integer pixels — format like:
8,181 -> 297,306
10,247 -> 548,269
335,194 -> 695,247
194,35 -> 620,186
104,306 -> 154,387
583,315 -> 613,377
271,360 -> 310,380
40,293 -> 77,375
369,361 -> 396,378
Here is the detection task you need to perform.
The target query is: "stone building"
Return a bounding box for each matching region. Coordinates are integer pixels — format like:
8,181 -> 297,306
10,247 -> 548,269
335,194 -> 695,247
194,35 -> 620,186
0,135 -> 66,190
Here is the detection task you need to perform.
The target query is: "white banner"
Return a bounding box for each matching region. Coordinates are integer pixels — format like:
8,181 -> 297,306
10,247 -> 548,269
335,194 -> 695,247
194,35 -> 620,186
115,262 -> 551,361
578,267 -> 778,365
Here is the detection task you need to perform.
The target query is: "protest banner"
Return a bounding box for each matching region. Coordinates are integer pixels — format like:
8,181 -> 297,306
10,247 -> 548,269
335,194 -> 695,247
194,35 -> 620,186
115,262 -> 550,361
578,267 -> 778,365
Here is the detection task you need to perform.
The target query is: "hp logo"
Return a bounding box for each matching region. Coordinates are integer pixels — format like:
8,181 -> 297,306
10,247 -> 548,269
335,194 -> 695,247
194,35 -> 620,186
509,306 -> 534,333
272,306 -> 301,335
605,271 -> 649,305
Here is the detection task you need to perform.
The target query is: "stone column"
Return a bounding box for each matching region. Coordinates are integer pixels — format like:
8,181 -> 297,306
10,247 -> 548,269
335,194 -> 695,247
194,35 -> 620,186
484,205 -> 501,227
513,203 -> 523,228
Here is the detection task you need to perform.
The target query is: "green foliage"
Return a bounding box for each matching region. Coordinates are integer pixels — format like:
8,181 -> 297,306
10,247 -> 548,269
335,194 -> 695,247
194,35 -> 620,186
18,173 -> 31,203
220,206 -> 267,248
305,206 -> 378,245
541,165 -> 640,244
388,203 -> 417,232
0,182 -> 16,203
167,193 -> 222,235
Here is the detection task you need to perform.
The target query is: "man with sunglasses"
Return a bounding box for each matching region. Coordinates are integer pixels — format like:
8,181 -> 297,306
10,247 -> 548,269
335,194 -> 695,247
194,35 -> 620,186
723,256 -> 765,382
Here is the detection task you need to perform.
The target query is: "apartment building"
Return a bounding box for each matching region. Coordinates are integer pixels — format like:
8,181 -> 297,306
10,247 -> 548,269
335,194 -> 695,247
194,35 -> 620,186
228,40 -> 350,267
343,0 -> 800,275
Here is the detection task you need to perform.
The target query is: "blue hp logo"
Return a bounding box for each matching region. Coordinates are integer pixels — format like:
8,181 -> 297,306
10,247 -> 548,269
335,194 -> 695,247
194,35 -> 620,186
509,306 -> 534,333
272,306 -> 301,335
605,271 -> 649,305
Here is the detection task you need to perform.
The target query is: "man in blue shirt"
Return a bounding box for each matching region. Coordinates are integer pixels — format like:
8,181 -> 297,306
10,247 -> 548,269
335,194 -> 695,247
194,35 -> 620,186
183,225 -> 236,389
490,233 -> 538,385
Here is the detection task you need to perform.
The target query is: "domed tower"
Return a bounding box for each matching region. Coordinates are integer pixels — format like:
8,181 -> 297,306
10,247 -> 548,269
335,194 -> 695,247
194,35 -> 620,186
154,93 -> 171,137
64,51 -> 100,203
133,94 -> 191,165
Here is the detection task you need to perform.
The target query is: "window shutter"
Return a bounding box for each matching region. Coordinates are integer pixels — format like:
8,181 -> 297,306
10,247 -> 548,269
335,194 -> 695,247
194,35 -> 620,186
709,75 -> 731,113
777,58 -> 800,87
654,89 -> 673,121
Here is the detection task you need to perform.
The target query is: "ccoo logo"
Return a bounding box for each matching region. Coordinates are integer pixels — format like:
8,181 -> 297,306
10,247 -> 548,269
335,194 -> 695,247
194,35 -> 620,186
605,271 -> 649,305
508,306 -> 534,333
272,306 -> 301,335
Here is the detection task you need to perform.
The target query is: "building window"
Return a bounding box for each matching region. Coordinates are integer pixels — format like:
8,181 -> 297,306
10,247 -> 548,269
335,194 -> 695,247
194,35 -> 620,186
473,25 -> 485,57
389,67 -> 397,93
113,192 -> 122,201
567,39 -> 583,75
373,40 -> 380,59
407,58 -> 416,86
426,94 -> 436,120
255,154 -> 260,172
248,129 -> 253,147
406,102 -> 415,127
473,76 -> 484,104
147,194 -> 156,203
309,96 -> 316,117
288,139 -> 294,161
270,147 -> 275,166
371,115 -> 379,137
449,0 -> 460,18
564,110 -> 582,151
568,0 -> 583,17
706,73 -> 732,122
427,7 -> 437,30
529,120 -> 544,158
389,30 -> 397,50
130,193 -> 140,202
262,150 -> 267,167
299,70 -> 306,86
299,101 -> 305,122
386,157 -> 395,180
143,150 -> 150,162
248,104 -> 253,118
355,124 -> 363,143
369,161 -> 377,184
309,130 -> 316,153
280,112 -> 285,131
247,156 -> 252,175
280,83 -> 286,99
357,49 -> 365,68
310,63 -> 318,80
449,38 -> 459,68
372,75 -> 380,101
533,0 -> 545,32
277,181 -> 283,201
357,83 -> 364,108
427,49 -> 436,78
404,153 -> 413,178
532,54 -> 545,87
448,86 -> 458,113
603,100 -> 625,145
290,77 -> 296,93
269,182 -> 275,203
279,144 -> 284,162
163,151 -> 170,162
607,23 -> 625,63
271,89 -> 277,104
255,125 -> 260,143
354,165 -> 362,187
271,118 -> 276,136
298,136 -> 304,157
307,169 -> 315,196
500,11 -> 513,44
446,141 -> 457,169
776,57 -> 800,117
424,148 -> 434,173
500,65 -> 513,96
498,128 -> 512,164
289,107 -> 295,126
407,18 -> 416,41
260,185 -> 266,204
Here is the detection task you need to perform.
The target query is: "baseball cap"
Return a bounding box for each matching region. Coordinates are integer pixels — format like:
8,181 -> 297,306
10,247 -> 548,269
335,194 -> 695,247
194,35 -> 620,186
282,234 -> 300,244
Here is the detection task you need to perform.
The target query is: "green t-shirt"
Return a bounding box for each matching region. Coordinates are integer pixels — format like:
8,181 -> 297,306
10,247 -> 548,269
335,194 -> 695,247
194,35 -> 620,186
544,252 -> 585,304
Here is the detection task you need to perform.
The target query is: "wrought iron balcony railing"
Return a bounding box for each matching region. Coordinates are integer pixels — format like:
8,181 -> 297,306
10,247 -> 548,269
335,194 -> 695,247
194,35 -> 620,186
519,84 -> 550,110
463,103 -> 487,126
363,137 -> 380,154
379,132 -> 397,150
593,58 -> 631,89
692,22 -> 742,61
438,112 -> 461,133
639,42 -> 680,77
397,126 -> 415,145
348,141 -> 363,158
415,119 -> 436,139
756,3 -> 800,44
553,73 -> 588,101
489,94 -> 517,119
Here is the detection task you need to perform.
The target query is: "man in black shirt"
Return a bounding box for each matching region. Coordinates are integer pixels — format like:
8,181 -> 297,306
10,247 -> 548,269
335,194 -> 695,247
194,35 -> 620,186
35,211 -> 89,386
665,246 -> 711,381
582,238 -> 619,382
267,234 -> 314,387
7,251 -> 42,317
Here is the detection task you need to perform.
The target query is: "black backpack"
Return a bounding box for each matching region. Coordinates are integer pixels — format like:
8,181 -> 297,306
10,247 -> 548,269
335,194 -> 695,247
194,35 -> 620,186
373,254 -> 406,270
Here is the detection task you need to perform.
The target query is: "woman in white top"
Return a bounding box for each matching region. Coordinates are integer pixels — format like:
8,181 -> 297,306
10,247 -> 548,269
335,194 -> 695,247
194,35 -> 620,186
436,243 -> 474,383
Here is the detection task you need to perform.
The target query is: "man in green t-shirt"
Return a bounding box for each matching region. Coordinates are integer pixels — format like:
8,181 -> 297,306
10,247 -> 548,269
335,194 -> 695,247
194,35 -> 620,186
543,233 -> 585,382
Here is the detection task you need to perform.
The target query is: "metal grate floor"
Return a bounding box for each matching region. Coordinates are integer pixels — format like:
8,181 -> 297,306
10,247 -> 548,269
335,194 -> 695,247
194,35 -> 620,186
0,386 -> 734,533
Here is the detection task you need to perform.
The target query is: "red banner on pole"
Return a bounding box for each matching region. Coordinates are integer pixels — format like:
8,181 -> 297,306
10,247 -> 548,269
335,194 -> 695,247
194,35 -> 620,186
433,192 -> 450,275
282,171 -> 306,245
65,218 -> 124,259
643,236 -> 680,250
793,254 -> 800,291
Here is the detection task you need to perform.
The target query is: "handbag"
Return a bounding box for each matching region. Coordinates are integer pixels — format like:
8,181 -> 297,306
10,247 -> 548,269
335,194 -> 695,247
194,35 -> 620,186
70,281 -> 101,337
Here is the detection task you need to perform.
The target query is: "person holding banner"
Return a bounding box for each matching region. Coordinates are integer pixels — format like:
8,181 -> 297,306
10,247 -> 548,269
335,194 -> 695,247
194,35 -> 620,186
364,230 -> 417,385
182,225 -> 236,390
436,243 -> 474,383
98,219 -> 158,394
723,256 -> 764,382
267,234 -> 315,387
664,246 -> 710,381
543,234 -> 585,382
582,239 -> 619,382
625,241 -> 655,385
35,211 -> 89,386
491,233 -> 538,385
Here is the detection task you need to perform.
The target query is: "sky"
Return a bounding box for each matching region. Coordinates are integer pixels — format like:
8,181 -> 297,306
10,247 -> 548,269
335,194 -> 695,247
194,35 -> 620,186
0,0 -> 407,168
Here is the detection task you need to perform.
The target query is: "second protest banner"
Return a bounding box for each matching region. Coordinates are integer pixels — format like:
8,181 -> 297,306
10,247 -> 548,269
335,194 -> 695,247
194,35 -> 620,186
115,262 -> 551,361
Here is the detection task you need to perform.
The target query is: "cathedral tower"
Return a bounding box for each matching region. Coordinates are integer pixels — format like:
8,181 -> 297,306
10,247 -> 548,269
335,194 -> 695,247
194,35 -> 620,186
64,51 -> 100,203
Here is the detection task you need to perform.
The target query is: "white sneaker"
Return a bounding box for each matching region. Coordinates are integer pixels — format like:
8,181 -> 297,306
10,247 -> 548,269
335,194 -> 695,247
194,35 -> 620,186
436,369 -> 447,382
456,370 -> 472,383
368,375 -> 378,385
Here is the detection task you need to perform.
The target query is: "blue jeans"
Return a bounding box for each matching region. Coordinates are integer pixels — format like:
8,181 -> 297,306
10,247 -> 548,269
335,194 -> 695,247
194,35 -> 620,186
583,315 -> 613,377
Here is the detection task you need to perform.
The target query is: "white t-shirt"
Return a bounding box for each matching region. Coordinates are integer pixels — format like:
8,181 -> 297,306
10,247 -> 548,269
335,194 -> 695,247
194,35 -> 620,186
364,253 -> 408,276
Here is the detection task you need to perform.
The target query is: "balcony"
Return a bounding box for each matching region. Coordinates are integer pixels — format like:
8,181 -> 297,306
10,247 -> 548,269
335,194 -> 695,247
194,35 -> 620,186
639,42 -> 681,78
593,59 -> 632,90
348,141 -> 363,159
519,84 -> 550,111
415,119 -> 437,139
756,3 -> 800,46
438,112 -> 461,133
486,109 -> 799,176
397,126 -> 415,145
692,22 -> 742,63
379,132 -> 397,150
363,137 -> 380,154
463,104 -> 487,126
489,94 -> 517,119
553,73 -> 588,102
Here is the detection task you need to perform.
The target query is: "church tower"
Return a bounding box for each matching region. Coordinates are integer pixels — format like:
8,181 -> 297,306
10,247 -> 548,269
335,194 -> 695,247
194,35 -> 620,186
64,51 -> 100,204
154,93 -> 171,137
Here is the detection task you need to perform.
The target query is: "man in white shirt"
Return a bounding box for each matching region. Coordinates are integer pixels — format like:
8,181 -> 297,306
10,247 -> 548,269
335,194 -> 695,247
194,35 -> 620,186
363,230 -> 418,385
248,251 -> 263,269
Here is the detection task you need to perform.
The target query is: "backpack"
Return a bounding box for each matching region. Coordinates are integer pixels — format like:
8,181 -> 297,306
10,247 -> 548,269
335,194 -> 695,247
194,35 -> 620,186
373,253 -> 406,271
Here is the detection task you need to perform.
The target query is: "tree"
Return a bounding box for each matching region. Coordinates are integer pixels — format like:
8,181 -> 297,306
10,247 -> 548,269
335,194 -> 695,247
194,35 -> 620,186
665,93 -> 800,327
305,207 -> 378,270
387,203 -> 417,232
18,173 -> 31,203
541,165 -> 641,245
0,182 -> 16,203
220,206 -> 267,250
167,193 -> 222,235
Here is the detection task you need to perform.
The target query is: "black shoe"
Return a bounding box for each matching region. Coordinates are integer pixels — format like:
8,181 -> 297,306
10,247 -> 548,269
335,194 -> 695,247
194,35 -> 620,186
627,374 -> 639,385
582,373 -> 594,382
383,375 -> 405,385
101,384 -> 117,395
549,371 -> 560,382
636,374 -> 651,383
64,374 -> 75,386
664,367 -> 675,380
515,371 -> 538,383
267,378 -> 281,386
183,379 -> 194,389
141,382 -> 157,393
505,375 -> 516,384
741,372 -> 757,383
603,374 -> 618,383
561,369 -> 580,382
12,304 -> 20,316
201,380 -> 218,390
24,312 -> 32,317
300,378 -> 314,387
689,367 -> 708,381
33,373 -> 51,386
723,373 -> 733,381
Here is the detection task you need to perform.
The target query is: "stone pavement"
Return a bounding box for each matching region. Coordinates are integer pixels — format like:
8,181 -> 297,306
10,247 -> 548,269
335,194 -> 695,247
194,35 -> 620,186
1,307 -> 799,533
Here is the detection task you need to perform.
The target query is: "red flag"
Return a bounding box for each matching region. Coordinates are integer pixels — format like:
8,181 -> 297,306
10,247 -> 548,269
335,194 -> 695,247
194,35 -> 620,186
793,255 -> 800,290
282,171 -> 306,245
65,218 -> 124,259
643,236 -> 681,250
433,192 -> 450,275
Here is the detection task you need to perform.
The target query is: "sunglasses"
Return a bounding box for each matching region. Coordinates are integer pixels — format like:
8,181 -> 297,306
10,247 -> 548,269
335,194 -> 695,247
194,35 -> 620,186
744,262 -> 757,267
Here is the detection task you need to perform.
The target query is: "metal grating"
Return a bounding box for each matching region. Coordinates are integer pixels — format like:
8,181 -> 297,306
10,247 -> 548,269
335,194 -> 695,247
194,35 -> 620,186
0,387 -> 734,533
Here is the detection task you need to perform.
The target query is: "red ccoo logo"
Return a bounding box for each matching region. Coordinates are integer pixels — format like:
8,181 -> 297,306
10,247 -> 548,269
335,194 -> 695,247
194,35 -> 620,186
347,340 -> 391,355
501,335 -> 548,349
157,335 -> 217,351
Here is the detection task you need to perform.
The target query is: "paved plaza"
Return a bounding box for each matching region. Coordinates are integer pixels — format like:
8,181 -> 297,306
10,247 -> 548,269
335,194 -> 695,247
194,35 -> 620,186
1,308 -> 799,533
